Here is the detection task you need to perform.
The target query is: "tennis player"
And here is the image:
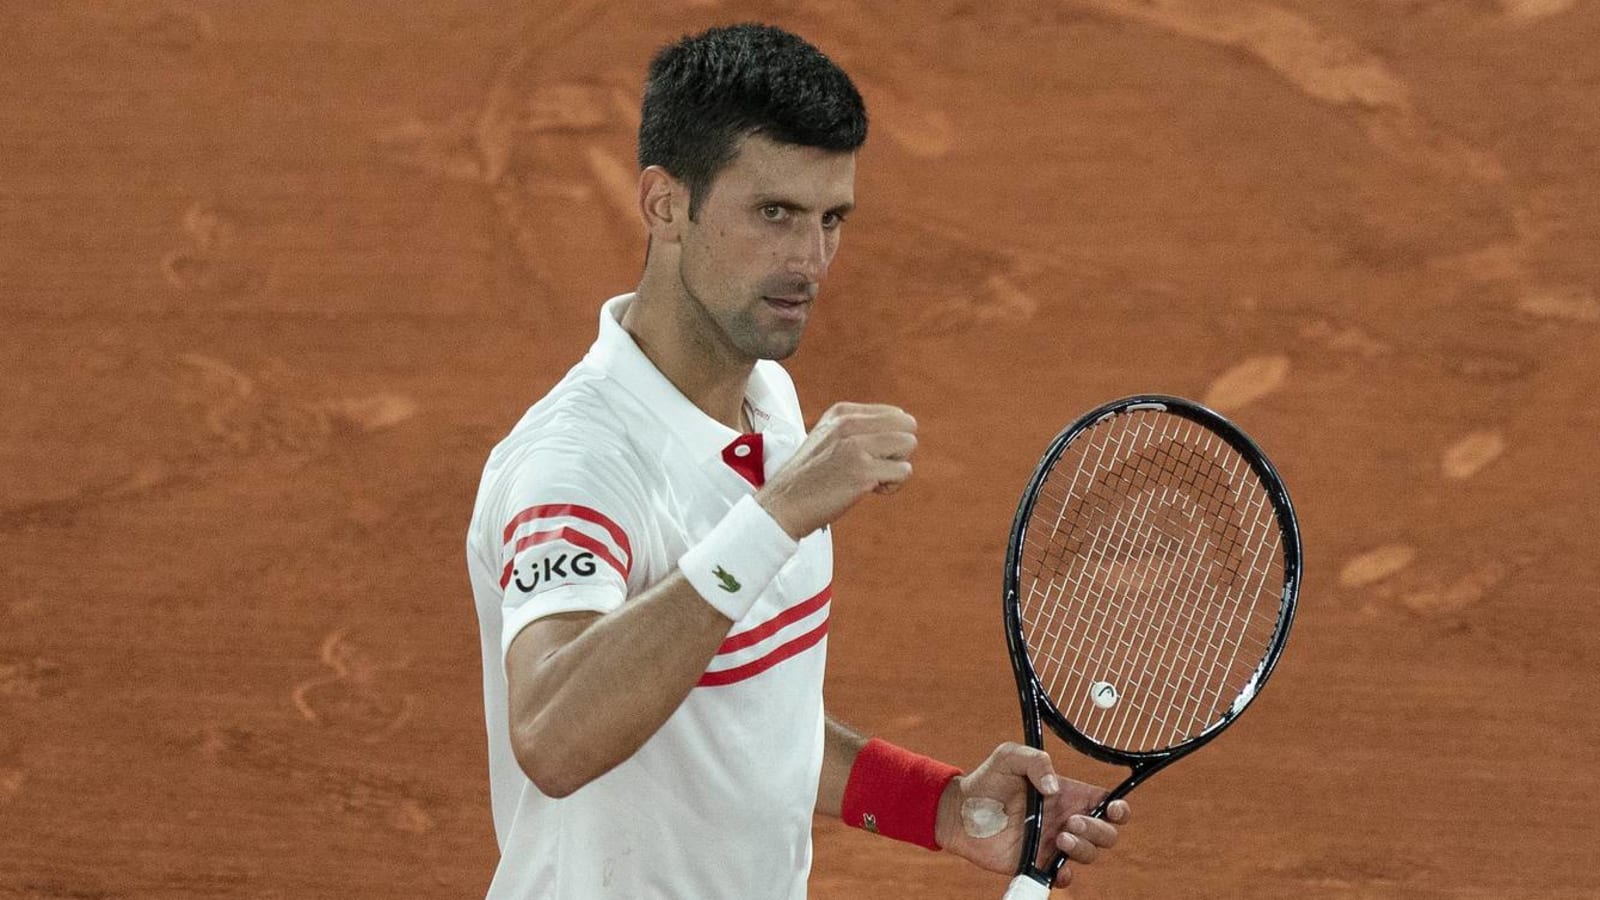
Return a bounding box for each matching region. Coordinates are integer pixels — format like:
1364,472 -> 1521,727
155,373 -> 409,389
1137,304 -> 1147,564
465,23 -> 1129,898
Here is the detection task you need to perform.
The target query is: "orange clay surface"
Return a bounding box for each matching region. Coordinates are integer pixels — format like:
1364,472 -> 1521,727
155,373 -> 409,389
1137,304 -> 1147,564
4,2 -> 1599,897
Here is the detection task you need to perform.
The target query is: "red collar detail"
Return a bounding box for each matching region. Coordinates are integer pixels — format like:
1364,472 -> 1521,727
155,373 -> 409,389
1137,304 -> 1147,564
721,433 -> 765,488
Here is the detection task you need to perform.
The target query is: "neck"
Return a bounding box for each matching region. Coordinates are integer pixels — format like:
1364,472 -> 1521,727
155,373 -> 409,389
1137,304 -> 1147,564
624,270 -> 755,433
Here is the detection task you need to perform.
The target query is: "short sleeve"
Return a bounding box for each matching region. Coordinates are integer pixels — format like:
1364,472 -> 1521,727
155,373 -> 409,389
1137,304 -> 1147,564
493,433 -> 647,659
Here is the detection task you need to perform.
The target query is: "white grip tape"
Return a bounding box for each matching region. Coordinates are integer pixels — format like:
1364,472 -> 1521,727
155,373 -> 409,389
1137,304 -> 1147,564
1001,875 -> 1052,900
679,495 -> 798,623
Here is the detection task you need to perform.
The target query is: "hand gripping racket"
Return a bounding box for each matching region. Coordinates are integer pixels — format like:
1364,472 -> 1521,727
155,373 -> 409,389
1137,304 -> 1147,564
1000,395 -> 1301,898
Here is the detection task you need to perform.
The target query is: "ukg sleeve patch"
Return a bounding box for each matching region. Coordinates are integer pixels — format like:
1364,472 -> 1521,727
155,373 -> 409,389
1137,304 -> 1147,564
499,502 -> 632,609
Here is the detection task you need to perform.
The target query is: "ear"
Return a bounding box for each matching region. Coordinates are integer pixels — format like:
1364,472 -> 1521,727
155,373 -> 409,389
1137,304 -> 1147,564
639,165 -> 686,244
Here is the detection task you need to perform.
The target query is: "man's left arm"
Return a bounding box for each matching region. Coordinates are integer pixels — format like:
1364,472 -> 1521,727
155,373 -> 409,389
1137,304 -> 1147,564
817,714 -> 1130,890
816,716 -> 869,820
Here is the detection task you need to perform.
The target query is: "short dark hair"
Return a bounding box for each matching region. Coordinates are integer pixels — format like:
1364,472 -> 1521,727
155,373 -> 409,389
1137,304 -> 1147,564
638,23 -> 868,219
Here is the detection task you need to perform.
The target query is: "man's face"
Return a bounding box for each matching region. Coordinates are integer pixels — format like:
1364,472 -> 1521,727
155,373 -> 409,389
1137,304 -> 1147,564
676,133 -> 856,361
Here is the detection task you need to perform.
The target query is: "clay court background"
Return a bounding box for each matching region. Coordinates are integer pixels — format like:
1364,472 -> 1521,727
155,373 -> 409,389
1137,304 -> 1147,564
4,1 -> 1599,897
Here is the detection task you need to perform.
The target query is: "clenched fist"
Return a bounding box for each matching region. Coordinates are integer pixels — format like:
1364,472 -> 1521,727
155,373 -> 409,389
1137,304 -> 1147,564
756,402 -> 917,539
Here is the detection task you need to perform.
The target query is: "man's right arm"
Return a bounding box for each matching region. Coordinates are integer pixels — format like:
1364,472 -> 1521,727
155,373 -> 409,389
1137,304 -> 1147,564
506,570 -> 738,798
505,402 -> 917,798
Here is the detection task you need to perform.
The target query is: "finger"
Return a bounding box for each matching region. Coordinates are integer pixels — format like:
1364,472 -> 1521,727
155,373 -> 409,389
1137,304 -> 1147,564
1056,830 -> 1099,865
856,429 -> 918,460
824,404 -> 915,436
820,401 -> 877,422
870,459 -> 913,490
847,404 -> 916,434
1105,799 -> 1131,825
1066,814 -> 1119,850
883,407 -> 917,433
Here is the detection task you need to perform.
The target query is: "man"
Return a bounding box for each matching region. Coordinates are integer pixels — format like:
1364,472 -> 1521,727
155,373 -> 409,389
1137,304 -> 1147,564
465,23 -> 1129,898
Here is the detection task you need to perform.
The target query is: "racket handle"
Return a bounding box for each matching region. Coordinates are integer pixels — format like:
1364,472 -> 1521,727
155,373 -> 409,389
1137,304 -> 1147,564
1001,874 -> 1052,899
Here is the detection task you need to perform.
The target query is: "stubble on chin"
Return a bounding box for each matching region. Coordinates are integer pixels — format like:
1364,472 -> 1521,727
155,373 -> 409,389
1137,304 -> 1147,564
678,260 -> 806,361
727,302 -> 804,362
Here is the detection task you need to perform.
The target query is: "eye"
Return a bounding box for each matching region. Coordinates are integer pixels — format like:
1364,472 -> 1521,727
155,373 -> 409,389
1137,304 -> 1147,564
760,204 -> 787,222
822,211 -> 847,230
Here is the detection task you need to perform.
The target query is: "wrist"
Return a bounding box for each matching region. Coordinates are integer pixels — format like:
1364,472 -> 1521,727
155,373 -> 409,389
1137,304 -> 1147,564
841,738 -> 962,851
933,774 -> 964,850
752,486 -> 806,540
679,494 -> 799,622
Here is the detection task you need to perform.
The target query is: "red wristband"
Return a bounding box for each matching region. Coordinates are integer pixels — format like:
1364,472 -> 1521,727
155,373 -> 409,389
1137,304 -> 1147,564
840,738 -> 962,851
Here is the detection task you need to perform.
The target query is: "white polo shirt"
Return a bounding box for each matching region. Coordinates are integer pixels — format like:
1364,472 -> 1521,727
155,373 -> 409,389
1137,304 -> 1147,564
466,293 -> 833,899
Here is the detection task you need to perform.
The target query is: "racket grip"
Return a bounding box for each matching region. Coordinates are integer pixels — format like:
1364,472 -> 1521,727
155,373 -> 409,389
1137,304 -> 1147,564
1001,874 -> 1052,899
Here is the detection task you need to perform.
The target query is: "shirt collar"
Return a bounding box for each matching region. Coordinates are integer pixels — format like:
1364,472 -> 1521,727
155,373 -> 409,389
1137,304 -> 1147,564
583,294 -> 799,461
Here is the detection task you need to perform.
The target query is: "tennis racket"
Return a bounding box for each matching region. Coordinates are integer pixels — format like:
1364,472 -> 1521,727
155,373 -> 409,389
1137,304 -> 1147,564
1000,395 -> 1301,899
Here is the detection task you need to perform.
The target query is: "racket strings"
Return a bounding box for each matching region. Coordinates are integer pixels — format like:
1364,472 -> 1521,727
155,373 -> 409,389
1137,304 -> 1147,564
1052,435 -> 1245,747
1019,412 -> 1284,753
1038,462 -> 1272,749
1046,432 -> 1276,748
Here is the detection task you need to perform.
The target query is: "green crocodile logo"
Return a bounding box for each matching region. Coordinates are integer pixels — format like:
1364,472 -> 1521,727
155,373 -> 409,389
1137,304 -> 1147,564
712,565 -> 741,593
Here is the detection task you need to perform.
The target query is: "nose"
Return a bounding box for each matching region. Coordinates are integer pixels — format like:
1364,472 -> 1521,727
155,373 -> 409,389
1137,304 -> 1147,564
788,219 -> 832,282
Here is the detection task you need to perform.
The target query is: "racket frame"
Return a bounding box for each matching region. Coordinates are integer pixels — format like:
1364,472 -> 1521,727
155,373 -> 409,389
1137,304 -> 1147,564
1001,394 -> 1301,889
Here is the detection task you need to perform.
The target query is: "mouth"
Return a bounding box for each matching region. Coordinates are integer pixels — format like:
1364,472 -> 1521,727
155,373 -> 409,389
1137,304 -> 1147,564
762,295 -> 812,321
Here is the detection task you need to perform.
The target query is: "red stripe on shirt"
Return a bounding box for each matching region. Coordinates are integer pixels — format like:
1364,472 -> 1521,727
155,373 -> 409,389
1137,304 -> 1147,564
498,526 -> 629,589
696,618 -> 830,688
503,504 -> 632,570
716,584 -> 832,654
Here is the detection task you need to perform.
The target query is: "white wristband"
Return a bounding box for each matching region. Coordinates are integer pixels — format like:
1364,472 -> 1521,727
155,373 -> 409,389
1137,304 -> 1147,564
679,495 -> 799,623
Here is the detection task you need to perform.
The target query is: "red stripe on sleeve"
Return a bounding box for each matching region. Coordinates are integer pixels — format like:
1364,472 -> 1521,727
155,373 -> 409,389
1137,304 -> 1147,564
696,618 -> 829,688
503,504 -> 632,569
498,526 -> 630,590
715,584 -> 832,654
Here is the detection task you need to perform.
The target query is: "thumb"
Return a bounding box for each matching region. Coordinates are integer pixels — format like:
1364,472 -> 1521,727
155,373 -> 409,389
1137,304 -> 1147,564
991,743 -> 1060,797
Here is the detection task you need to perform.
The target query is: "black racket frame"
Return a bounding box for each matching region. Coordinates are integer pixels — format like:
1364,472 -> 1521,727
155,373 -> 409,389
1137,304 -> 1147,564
1002,394 -> 1302,887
